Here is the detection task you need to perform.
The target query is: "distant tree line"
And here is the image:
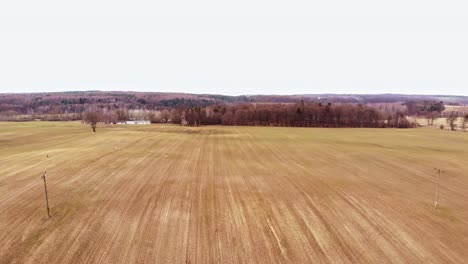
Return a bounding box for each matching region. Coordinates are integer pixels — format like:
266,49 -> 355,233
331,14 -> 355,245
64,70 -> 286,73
0,92 -> 220,121
404,100 -> 445,115
79,101 -> 415,132
181,102 -> 414,128
6,91 -> 468,131
79,101 -> 468,133
4,92 -> 468,125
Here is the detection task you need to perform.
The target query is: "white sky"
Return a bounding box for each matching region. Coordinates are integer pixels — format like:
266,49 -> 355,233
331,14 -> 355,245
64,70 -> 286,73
0,0 -> 467,96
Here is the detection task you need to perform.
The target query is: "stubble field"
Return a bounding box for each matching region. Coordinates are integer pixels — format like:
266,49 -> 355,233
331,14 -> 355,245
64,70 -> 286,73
1,122 -> 468,263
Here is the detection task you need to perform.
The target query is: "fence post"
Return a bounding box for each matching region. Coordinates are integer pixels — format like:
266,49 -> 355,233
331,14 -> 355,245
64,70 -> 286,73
42,171 -> 51,218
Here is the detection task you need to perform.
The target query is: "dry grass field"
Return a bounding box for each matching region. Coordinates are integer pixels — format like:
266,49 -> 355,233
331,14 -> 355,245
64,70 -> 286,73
1,122 -> 468,263
414,117 -> 465,129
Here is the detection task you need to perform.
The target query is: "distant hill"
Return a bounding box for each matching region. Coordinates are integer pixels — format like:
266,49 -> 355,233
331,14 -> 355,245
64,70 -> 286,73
248,94 -> 468,104
1,91 -> 467,120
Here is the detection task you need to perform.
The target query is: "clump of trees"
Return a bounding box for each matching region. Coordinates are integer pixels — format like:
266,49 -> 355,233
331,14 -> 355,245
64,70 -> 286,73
116,109 -> 129,122
181,102 -> 414,128
146,109 -> 174,123
446,111 -> 458,131
170,109 -> 182,124
147,112 -> 160,123
79,107 -> 185,130
444,112 -> 468,132
404,101 -> 445,115
461,114 -> 468,132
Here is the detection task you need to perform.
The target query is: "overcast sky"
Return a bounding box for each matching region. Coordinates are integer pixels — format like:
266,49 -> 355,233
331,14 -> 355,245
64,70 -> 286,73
0,0 -> 467,95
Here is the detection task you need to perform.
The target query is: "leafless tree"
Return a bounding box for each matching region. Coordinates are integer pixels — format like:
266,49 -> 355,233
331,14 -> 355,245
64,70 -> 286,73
83,109 -> 101,132
147,112 -> 160,123
161,109 -> 171,123
170,109 -> 182,124
116,109 -> 129,122
426,111 -> 438,126
446,111 -> 458,131
461,114 -> 468,132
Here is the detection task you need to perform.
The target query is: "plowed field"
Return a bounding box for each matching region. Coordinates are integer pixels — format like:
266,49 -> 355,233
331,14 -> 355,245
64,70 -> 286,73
1,122 -> 468,263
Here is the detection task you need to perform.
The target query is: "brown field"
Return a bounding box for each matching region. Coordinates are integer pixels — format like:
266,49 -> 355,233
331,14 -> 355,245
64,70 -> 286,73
1,122 -> 468,263
415,117 -> 467,131
444,105 -> 468,112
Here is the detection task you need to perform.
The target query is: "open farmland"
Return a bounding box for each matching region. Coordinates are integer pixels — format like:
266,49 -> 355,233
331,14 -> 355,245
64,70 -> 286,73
1,122 -> 468,263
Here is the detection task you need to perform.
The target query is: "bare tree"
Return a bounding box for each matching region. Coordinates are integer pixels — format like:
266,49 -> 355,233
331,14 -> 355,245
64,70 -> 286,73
170,109 -> 182,124
101,109 -> 117,124
116,109 -> 129,122
83,109 -> 101,132
446,111 -> 458,131
461,114 -> 468,132
161,109 -> 171,123
426,111 -> 438,126
147,112 -> 160,123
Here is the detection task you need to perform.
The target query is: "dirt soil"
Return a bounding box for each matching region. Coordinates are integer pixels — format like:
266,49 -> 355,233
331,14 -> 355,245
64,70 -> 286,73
1,122 -> 468,263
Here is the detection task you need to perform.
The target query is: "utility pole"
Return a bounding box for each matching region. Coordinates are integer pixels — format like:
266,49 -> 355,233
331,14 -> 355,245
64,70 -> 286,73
433,168 -> 443,209
42,171 -> 51,218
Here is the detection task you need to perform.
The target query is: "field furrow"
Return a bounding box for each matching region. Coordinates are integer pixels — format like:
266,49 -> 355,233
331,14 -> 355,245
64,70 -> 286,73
1,122 -> 468,263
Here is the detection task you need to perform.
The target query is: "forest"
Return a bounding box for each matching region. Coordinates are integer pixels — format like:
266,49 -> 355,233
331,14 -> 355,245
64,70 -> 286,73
79,102 -> 415,128
2,91 -> 466,129
180,102 -> 413,128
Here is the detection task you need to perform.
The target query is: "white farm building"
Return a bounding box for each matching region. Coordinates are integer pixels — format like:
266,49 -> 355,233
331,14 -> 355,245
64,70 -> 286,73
117,120 -> 151,125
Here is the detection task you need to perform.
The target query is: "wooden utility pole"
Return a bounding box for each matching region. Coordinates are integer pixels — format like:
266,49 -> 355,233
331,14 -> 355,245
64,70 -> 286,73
42,171 -> 51,218
433,168 -> 443,209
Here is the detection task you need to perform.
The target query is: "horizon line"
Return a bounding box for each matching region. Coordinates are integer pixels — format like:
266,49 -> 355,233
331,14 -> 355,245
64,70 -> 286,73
1,90 -> 467,98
